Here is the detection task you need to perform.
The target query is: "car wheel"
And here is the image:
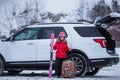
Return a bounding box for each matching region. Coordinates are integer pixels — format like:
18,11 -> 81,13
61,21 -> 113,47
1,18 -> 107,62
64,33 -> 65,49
0,57 -> 4,76
8,70 -> 22,75
85,68 -> 100,76
68,53 -> 87,77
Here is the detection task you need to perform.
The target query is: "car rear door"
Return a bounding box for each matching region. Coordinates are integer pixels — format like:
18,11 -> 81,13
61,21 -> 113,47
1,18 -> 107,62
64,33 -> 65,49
36,26 -> 71,62
95,12 -> 120,54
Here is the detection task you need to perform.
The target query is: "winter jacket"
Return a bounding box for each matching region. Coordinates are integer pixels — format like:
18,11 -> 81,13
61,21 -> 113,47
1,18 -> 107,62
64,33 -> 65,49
53,41 -> 69,58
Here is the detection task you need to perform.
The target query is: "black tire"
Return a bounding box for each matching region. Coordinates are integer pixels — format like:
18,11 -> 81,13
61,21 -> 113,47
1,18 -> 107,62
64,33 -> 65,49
0,57 -> 4,76
68,53 -> 87,77
8,70 -> 22,75
85,68 -> 100,76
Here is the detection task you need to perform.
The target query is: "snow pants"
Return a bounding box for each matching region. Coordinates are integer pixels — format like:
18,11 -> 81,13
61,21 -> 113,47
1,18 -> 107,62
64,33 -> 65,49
55,58 -> 66,77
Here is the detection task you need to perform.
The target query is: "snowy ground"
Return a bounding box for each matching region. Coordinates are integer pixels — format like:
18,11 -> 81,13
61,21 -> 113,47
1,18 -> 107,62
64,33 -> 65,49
0,63 -> 120,80
0,48 -> 120,80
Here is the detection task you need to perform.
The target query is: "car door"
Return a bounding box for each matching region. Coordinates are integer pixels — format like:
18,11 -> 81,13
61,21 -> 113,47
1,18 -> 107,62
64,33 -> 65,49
6,28 -> 39,63
95,12 -> 120,54
37,27 -> 70,62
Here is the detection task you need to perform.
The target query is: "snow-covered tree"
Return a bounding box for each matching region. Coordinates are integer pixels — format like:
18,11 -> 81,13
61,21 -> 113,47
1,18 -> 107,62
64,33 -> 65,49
112,0 -> 120,12
89,0 -> 111,21
0,0 -> 47,36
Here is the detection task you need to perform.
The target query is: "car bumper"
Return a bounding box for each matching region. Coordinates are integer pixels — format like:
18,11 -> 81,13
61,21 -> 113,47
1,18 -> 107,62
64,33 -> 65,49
89,57 -> 119,68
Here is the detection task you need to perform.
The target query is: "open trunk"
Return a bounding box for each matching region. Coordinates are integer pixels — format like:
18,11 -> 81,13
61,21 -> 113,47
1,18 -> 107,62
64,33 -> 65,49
94,12 -> 120,54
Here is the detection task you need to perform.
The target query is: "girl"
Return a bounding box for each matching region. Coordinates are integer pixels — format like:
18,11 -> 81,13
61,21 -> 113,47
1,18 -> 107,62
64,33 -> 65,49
53,32 -> 69,77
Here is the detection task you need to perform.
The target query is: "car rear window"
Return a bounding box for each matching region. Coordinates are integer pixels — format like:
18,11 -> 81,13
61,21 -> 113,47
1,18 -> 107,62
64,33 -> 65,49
74,27 -> 103,37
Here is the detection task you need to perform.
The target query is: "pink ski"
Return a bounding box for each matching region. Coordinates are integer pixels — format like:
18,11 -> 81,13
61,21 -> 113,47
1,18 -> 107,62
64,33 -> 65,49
49,33 -> 55,78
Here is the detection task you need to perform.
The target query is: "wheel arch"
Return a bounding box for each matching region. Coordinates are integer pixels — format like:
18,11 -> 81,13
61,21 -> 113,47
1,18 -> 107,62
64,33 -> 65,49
68,49 -> 89,61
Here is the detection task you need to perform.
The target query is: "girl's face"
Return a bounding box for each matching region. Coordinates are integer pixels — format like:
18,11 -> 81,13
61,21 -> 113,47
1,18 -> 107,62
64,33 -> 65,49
60,37 -> 65,41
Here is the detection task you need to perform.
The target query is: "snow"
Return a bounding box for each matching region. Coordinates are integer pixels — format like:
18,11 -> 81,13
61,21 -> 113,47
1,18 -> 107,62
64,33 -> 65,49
0,0 -> 120,36
11,16 -> 18,30
0,62 -> 120,80
116,48 -> 120,55
104,0 -> 113,7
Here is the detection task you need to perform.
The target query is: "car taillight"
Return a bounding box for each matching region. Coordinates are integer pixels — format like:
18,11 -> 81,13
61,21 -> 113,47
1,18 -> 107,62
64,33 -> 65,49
93,39 -> 107,48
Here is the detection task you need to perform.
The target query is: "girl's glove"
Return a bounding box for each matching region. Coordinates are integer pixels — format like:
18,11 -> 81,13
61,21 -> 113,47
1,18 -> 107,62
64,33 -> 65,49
50,43 -> 52,47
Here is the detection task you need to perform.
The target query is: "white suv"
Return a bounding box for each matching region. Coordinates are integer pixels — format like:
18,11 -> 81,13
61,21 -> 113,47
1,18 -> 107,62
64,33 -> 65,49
0,13 -> 119,76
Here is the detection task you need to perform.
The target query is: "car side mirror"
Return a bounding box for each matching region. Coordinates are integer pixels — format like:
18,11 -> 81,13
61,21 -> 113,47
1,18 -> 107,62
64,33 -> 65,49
9,36 -> 14,42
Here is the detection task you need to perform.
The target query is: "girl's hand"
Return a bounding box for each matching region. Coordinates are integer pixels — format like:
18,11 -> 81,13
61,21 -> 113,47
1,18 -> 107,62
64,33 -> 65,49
69,48 -> 71,51
50,43 -> 52,47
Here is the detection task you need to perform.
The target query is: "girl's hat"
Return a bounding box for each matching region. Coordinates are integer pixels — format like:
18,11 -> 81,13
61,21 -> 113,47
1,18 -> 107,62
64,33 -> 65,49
58,32 -> 66,37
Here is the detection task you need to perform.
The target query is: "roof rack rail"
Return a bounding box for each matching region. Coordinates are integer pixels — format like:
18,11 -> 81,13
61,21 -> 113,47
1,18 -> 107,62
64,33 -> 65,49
33,21 -> 93,25
78,19 -> 93,24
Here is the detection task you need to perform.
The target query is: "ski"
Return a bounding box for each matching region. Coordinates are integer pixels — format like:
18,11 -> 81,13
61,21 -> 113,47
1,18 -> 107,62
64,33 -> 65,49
49,33 -> 55,78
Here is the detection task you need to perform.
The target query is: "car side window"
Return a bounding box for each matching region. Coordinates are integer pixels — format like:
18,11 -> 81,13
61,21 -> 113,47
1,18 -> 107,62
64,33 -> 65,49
37,27 -> 67,39
14,28 -> 40,41
74,27 -> 103,37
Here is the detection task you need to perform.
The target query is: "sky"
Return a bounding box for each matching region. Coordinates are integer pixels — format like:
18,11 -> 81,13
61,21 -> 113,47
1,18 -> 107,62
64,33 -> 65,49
45,0 -> 79,14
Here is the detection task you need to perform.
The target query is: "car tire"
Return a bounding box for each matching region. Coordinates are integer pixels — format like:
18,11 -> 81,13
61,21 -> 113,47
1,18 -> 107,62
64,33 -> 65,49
8,70 -> 22,75
0,57 -> 4,76
85,68 -> 100,76
68,53 -> 87,77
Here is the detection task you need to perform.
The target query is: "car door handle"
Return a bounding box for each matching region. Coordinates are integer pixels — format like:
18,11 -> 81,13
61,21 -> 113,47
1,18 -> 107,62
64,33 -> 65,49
27,42 -> 34,45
